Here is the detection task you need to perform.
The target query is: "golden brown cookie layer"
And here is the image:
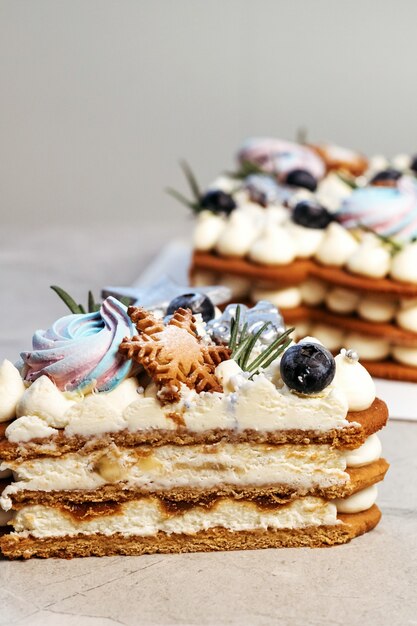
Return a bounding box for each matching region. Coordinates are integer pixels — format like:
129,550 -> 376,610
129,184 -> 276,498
361,360 -> 417,383
281,305 -> 417,347
191,251 -> 417,297
0,398 -> 388,461
0,505 -> 382,559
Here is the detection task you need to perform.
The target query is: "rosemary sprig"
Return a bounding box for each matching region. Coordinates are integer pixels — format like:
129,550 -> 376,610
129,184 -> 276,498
50,286 -> 130,314
246,328 -> 294,373
357,224 -> 403,253
165,161 -> 204,214
227,160 -> 265,180
335,172 -> 359,189
50,285 -> 86,314
180,159 -> 201,202
165,187 -> 199,211
228,305 -> 294,376
229,305 -> 241,352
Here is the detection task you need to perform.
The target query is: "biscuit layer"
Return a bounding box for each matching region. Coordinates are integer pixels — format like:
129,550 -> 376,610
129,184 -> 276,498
0,398 -> 388,461
191,251 -> 417,297
0,505 -> 381,559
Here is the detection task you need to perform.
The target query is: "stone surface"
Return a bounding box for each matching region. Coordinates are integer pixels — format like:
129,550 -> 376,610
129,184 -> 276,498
1,222 -> 416,626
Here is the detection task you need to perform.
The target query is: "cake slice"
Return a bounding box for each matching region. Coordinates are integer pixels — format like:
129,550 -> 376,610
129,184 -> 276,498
179,137 -> 417,382
0,294 -> 389,558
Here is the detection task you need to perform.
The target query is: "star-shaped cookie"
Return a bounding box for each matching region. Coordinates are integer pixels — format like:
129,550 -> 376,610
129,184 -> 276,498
119,306 -> 231,404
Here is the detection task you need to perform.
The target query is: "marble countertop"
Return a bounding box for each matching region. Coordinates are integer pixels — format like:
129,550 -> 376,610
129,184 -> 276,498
1,222 -> 416,626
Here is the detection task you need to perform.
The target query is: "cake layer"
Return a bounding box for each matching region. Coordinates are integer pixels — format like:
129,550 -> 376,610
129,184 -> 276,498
5,458 -> 389,508
8,496 -> 340,539
0,505 -> 382,559
0,443 -> 350,510
192,251 -> 417,297
282,305 -> 417,347
361,360 -> 417,383
0,398 -> 388,461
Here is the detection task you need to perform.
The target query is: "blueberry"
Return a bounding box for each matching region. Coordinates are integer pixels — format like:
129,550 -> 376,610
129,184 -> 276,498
292,200 -> 334,229
370,168 -> 402,186
410,156 -> 417,174
280,342 -> 335,394
166,292 -> 215,322
200,190 -> 236,215
285,169 -> 317,191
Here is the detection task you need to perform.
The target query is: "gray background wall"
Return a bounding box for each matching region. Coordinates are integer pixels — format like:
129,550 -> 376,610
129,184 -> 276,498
1,0 -> 417,227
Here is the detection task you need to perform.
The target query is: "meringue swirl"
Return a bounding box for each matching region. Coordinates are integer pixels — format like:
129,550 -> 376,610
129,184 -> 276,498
338,176 -> 417,242
20,297 -> 135,392
238,138 -> 326,181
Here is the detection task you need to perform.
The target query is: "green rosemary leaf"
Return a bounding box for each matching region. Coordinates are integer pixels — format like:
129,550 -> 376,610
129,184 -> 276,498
246,327 -> 294,373
232,334 -> 252,365
231,322 -> 249,362
257,338 -> 292,371
358,223 -> 403,253
229,305 -> 241,352
88,291 -> 96,313
227,160 -> 264,180
78,304 -> 86,314
50,285 -> 83,314
165,187 -> 197,210
118,296 -> 132,307
335,172 -> 358,189
180,160 -> 202,203
240,322 -> 271,370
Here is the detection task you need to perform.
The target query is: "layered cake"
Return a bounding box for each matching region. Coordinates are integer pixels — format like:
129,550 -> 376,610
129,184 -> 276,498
182,138 -> 417,381
0,291 -> 389,559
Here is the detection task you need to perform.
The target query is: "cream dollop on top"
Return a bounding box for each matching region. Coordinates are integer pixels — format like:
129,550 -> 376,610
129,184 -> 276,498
390,242 -> 417,284
64,378 -> 140,437
316,173 -> 354,213
216,211 -> 258,257
315,222 -> 359,267
6,366 -> 354,442
193,211 -> 225,251
16,375 -> 76,428
333,349 -> 376,411
345,235 -> 391,279
286,222 -> 324,258
249,226 -> 296,265
6,415 -> 58,443
0,360 -> 26,423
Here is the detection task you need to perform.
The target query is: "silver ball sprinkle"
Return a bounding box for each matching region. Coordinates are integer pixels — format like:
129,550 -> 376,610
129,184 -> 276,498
342,348 -> 360,362
207,300 -> 286,346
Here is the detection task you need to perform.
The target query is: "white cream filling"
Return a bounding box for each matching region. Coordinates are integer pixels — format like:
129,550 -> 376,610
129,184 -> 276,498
8,372 -> 353,443
335,485 -> 378,514
10,496 -> 340,538
0,443 -> 349,511
344,434 -> 381,468
396,298 -> 417,333
1,430 -> 382,513
392,344 -> 417,367
251,286 -> 302,309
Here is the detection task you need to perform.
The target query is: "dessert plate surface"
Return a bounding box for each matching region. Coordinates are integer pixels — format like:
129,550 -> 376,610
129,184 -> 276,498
132,239 -> 417,421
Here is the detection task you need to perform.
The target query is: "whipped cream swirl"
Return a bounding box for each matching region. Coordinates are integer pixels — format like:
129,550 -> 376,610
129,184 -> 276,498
338,176 -> 417,242
238,138 -> 326,181
20,297 -> 135,392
